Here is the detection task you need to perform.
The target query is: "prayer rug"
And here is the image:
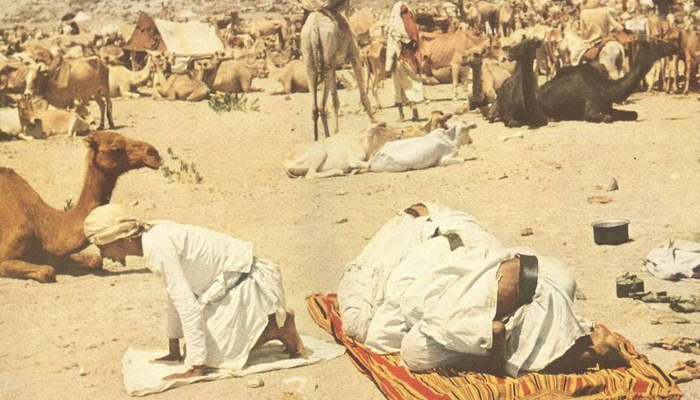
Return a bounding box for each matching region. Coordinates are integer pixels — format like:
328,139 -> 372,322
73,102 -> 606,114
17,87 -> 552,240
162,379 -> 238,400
307,293 -> 683,400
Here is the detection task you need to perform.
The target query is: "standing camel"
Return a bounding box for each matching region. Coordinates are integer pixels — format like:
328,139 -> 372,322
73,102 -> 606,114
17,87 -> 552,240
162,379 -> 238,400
301,6 -> 377,141
0,131 -> 161,283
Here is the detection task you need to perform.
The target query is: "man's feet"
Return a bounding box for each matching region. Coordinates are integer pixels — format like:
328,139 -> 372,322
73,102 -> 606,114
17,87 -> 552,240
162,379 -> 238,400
279,310 -> 305,357
589,324 -> 630,369
254,310 -> 305,358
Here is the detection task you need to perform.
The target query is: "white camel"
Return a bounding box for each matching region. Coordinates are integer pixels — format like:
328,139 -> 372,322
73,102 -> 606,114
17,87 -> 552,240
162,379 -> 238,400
301,4 -> 377,141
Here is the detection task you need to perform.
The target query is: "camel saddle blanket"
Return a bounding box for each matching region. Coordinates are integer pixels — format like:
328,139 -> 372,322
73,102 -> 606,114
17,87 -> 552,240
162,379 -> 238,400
582,36 -> 617,63
47,58 -> 72,90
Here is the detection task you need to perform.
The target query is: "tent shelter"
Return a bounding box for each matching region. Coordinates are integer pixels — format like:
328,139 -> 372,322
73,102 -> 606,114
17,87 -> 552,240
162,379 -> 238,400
122,12 -> 224,70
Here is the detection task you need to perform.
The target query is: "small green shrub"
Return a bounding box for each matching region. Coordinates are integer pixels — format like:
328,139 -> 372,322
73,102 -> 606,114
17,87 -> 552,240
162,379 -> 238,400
208,92 -> 260,113
161,147 -> 203,184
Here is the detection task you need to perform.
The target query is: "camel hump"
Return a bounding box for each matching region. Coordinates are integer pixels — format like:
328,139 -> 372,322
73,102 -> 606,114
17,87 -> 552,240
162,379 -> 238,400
85,56 -> 102,69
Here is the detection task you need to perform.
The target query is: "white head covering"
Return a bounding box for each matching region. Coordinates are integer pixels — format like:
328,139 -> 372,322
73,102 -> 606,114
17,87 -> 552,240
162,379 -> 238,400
84,204 -> 151,246
389,2 -> 410,41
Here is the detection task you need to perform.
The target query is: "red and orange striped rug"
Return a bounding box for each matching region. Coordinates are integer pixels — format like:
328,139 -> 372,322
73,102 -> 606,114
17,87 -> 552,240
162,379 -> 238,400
307,294 -> 683,400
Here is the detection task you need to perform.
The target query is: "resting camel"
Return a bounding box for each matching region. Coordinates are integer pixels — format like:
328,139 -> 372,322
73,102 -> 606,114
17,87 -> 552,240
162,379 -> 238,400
109,54 -> 154,98
17,96 -> 89,138
0,131 -> 161,283
194,56 -> 268,94
152,60 -> 209,102
487,38 -> 548,128
284,123 -> 401,179
24,56 -> 115,130
301,3 -> 377,140
538,39 -> 677,123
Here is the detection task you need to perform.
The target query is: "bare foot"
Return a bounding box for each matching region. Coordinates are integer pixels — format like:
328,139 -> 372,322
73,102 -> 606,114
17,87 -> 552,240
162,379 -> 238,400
279,310 -> 305,358
590,324 -> 630,369
163,365 -> 206,381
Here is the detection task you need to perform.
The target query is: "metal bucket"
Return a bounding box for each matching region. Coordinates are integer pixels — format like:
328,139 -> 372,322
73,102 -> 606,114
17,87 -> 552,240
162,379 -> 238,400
591,219 -> 630,245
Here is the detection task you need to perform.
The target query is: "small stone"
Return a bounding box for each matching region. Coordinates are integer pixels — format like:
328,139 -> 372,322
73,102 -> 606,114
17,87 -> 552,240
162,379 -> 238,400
334,190 -> 348,196
576,291 -> 587,300
245,378 -> 264,388
606,178 -> 619,192
521,228 -> 533,236
78,366 -> 88,376
333,218 -> 348,225
587,195 -> 613,204
130,200 -> 139,206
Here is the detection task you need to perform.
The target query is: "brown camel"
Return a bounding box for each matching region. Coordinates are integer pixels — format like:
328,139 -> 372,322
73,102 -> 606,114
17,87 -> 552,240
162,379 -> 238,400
0,131 -> 162,283
301,2 -> 377,141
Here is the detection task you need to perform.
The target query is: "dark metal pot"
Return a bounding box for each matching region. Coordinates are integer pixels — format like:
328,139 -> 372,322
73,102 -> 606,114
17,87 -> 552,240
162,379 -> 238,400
591,219 -> 630,245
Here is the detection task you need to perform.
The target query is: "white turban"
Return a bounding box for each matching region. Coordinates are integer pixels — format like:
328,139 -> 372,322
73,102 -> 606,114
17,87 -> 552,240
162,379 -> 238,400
84,204 -> 151,246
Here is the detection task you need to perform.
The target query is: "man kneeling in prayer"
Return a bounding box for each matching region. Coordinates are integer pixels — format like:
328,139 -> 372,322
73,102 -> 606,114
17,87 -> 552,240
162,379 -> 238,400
337,202 -> 629,376
84,205 -> 304,380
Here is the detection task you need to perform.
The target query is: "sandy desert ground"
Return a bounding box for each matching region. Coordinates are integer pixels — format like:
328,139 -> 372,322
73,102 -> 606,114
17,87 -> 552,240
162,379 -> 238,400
1,66 -> 700,400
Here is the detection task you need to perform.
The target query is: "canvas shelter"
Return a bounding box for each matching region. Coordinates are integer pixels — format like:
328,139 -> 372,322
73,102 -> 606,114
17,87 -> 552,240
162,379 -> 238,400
123,12 -> 224,71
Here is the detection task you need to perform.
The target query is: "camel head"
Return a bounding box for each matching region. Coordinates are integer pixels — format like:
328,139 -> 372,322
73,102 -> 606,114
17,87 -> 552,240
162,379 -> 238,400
83,132 -> 162,175
364,122 -> 404,157
504,37 -> 541,61
640,36 -> 678,61
423,111 -> 453,132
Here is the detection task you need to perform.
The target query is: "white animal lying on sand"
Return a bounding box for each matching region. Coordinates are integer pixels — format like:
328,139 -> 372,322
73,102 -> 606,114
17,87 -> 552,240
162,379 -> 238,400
368,122 -> 475,173
284,123 -> 402,179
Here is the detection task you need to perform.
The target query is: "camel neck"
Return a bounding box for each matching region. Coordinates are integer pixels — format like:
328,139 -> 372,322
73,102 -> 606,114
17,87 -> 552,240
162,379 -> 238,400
70,155 -> 117,219
605,47 -> 657,102
520,55 -> 538,103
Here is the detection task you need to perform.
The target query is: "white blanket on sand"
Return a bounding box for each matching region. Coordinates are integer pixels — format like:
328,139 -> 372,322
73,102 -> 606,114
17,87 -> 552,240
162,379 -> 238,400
122,335 -> 344,396
645,240 -> 700,280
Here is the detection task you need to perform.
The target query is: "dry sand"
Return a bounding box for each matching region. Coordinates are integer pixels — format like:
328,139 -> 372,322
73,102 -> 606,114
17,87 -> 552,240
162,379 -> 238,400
1,67 -> 700,399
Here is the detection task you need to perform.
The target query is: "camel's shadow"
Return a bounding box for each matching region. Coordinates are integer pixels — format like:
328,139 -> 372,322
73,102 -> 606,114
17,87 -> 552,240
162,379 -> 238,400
54,260 -> 150,278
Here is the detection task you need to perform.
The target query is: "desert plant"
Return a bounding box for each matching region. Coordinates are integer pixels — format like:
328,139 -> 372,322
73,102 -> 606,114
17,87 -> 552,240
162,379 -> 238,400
208,92 -> 260,113
160,148 -> 203,184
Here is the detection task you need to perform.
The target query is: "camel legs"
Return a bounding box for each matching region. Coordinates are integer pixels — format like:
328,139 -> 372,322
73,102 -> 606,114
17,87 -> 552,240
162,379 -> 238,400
609,108 -> 638,121
451,63 -> 461,100
330,74 -> 341,134
584,102 -> 613,123
0,259 -> 56,283
308,69 -> 321,141
349,40 -> 377,124
320,70 -> 332,138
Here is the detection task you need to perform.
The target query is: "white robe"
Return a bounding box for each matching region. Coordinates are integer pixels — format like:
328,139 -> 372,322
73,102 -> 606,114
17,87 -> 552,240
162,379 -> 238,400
142,221 -> 286,369
338,204 -> 592,376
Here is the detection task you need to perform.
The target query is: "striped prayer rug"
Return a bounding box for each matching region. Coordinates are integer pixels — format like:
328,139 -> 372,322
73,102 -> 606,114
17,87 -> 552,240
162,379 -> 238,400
307,293 -> 683,400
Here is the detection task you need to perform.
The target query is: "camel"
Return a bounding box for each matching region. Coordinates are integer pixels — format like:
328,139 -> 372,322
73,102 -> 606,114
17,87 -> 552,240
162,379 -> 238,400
362,38 -> 386,109
460,0 -> 500,36
0,63 -> 29,101
109,55 -> 154,98
194,56 -> 268,94
301,5 -> 377,141
368,122 -> 476,173
419,30 -> 494,99
270,59 -> 309,94
0,131 -> 161,283
24,56 -> 115,130
152,60 -> 209,102
487,38 -> 548,128
664,28 -> 700,94
17,96 -> 89,138
538,39 -> 677,123
465,53 -> 513,109
499,3 -> 516,37
284,123 -> 401,179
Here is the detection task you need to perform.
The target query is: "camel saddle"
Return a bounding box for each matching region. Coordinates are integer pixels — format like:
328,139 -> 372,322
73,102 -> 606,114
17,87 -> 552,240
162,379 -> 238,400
582,36 -> 618,64
46,56 -> 72,90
